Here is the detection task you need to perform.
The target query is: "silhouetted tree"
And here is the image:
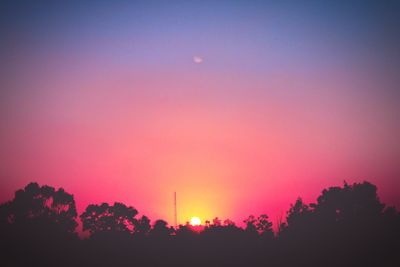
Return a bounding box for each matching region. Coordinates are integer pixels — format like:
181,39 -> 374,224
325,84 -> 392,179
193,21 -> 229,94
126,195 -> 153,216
150,219 -> 173,237
134,215 -> 151,235
278,181 -> 400,267
314,181 -> 385,222
280,197 -> 312,238
80,202 -> 138,235
223,218 -> 236,226
243,214 -> 273,238
286,197 -> 310,226
0,182 -> 78,267
212,217 -> 222,226
175,224 -> 198,239
1,180 -> 399,267
0,182 -> 77,232
256,214 -> 273,239
244,215 -> 258,236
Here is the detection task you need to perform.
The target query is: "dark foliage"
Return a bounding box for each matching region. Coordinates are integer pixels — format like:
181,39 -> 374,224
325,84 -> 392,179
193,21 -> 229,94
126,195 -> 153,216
80,202 -> 138,235
0,182 -> 78,266
0,181 -> 399,267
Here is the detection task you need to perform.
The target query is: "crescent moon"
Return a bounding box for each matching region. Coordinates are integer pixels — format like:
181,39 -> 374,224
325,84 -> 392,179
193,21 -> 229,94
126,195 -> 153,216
193,56 -> 203,64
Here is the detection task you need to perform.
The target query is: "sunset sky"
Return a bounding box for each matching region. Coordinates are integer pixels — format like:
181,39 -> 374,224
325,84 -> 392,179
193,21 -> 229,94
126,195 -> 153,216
1,0 -> 400,227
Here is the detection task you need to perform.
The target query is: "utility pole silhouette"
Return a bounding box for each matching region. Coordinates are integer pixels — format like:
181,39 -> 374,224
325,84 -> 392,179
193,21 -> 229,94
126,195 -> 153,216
174,192 -> 177,228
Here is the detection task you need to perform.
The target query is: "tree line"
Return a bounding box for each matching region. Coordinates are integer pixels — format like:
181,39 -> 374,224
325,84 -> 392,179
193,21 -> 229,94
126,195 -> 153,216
0,181 -> 399,267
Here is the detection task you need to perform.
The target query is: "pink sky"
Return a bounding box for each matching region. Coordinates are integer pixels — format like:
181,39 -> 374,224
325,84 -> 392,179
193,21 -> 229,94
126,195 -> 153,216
1,1 -> 399,228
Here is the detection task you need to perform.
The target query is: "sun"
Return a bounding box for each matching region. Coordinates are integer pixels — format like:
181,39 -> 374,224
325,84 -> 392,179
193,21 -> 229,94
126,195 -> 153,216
190,217 -> 201,226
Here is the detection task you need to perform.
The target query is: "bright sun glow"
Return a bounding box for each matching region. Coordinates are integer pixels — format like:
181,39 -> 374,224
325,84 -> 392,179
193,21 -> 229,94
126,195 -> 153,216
190,217 -> 201,226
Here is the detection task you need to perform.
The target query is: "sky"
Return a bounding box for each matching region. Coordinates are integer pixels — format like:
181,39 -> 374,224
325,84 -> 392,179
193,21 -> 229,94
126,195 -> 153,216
1,0 -> 400,228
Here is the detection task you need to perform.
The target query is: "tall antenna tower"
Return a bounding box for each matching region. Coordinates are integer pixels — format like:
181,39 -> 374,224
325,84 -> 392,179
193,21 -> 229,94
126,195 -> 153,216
174,192 -> 177,228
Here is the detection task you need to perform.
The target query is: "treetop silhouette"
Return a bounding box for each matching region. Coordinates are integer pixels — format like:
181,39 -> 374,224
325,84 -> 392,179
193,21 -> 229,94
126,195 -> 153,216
80,202 -> 138,235
0,180 -> 399,267
0,182 -> 77,233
